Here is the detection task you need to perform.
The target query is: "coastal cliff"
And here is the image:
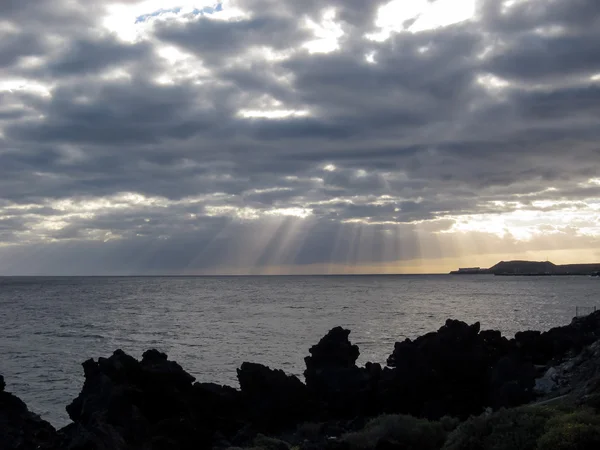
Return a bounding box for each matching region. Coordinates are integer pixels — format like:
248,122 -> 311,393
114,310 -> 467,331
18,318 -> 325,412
450,260 -> 600,275
4,312 -> 600,449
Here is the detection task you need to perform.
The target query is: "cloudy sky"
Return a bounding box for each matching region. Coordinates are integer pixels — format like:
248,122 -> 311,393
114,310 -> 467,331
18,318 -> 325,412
1,0 -> 599,275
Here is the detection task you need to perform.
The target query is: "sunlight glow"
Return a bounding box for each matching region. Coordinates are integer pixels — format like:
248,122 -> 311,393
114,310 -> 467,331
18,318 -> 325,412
99,68 -> 133,81
445,203 -> 600,241
265,208 -> 312,219
501,0 -> 534,15
369,0 -> 476,41
0,79 -> 52,97
303,9 -> 344,54
237,109 -> 310,119
477,74 -> 511,90
102,1 -> 233,42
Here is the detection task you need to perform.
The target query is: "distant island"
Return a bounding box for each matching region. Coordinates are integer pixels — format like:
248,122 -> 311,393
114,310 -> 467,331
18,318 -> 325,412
450,260 -> 600,276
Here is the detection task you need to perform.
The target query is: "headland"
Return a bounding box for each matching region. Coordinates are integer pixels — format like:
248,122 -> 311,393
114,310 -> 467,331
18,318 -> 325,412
450,260 -> 600,276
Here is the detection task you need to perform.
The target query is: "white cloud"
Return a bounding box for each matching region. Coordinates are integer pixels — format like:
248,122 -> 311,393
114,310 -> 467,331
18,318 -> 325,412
302,8 -> 344,54
368,0 -> 476,40
237,109 -> 310,119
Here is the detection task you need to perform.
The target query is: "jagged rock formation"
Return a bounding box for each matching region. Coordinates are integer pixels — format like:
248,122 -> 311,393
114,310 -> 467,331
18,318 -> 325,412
237,362 -> 312,429
3,311 -> 600,449
0,374 -> 59,450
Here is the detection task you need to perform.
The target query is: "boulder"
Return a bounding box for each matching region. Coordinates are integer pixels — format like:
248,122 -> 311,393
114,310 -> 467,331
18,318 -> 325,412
534,367 -> 560,395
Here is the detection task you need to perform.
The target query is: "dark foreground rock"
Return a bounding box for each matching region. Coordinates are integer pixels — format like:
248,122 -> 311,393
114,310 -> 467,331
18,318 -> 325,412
0,375 -> 59,450
3,311 -> 600,449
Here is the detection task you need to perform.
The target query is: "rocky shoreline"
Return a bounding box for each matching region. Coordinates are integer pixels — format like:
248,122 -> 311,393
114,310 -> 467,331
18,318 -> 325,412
4,312 -> 600,449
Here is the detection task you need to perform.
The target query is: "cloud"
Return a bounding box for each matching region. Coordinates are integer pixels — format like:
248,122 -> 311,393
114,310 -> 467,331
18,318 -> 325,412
0,0 -> 599,273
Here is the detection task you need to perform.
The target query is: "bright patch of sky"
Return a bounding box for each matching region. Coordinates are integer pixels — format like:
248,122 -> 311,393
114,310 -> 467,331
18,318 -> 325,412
368,0 -> 476,41
446,206 -> 600,241
303,9 -> 344,54
103,1 -> 228,41
237,109 -> 311,119
265,208 -> 313,219
135,3 -> 222,23
0,79 -> 52,96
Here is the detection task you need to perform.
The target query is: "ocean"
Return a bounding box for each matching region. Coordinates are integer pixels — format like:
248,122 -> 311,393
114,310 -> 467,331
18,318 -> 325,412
0,274 -> 598,427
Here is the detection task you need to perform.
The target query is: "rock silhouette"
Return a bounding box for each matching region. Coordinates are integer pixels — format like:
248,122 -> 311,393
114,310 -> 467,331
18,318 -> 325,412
3,311 -> 600,449
0,374 -> 59,450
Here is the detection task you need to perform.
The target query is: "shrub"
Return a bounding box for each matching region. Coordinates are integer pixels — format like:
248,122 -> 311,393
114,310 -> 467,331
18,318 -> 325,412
439,416 -> 461,433
537,407 -> 600,450
537,423 -> 600,450
252,434 -> 291,450
341,414 -> 447,450
442,406 -> 555,450
295,422 -> 325,442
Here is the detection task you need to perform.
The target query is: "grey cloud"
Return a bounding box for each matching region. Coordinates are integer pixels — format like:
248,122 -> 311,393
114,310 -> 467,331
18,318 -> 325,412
155,14 -> 311,64
43,37 -> 154,77
0,30 -> 47,69
485,32 -> 600,83
1,0 -> 600,272
232,0 -> 386,31
480,0 -> 600,33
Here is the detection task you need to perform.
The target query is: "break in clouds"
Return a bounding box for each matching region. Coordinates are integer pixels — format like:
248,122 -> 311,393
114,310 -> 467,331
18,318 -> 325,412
0,0 -> 599,274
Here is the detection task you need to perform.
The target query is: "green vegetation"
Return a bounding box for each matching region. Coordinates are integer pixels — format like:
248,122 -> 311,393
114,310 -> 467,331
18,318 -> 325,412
226,405 -> 600,450
340,414 -> 448,450
537,409 -> 600,450
443,406 -> 600,450
442,406 -> 555,450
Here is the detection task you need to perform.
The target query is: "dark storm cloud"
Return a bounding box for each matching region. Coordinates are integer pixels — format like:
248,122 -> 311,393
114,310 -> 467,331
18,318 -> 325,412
479,0 -> 600,33
0,30 -> 47,69
1,0 -> 600,273
44,37 -> 155,78
155,14 -> 312,64
231,0 -> 386,30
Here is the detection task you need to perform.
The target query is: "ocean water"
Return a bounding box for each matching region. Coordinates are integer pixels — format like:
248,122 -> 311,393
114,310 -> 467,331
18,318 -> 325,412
0,275 -> 598,427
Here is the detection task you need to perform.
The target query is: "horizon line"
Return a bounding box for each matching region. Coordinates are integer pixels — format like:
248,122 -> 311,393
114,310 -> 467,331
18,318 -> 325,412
0,273 -> 452,277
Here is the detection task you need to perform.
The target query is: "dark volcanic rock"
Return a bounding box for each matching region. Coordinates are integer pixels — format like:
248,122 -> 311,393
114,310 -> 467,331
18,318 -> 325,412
0,380 -> 59,450
305,327 -> 360,375
382,319 -> 530,418
237,362 -> 312,429
513,311 -> 600,365
304,327 -> 379,418
64,349 -> 211,450
191,382 -> 246,437
140,349 -> 196,387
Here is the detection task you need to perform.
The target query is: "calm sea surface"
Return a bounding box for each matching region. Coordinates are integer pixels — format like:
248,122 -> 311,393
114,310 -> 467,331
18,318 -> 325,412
0,275 -> 598,426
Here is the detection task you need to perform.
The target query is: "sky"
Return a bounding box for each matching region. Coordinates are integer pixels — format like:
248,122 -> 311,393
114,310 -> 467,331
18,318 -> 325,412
0,0 -> 599,275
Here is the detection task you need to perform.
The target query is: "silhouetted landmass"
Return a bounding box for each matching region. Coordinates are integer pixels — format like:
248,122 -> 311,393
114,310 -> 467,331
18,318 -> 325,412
4,311 -> 600,449
450,260 -> 600,275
